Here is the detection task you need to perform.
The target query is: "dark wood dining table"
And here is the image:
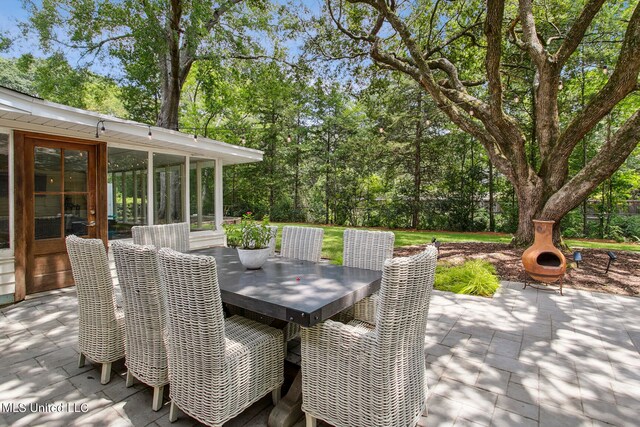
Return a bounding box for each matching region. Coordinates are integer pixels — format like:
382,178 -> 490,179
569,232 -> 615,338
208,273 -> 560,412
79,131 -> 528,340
190,246 -> 382,327
190,246 -> 383,427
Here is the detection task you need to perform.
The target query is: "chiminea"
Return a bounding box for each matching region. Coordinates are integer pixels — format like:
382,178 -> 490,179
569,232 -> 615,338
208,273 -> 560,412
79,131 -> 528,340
522,220 -> 566,295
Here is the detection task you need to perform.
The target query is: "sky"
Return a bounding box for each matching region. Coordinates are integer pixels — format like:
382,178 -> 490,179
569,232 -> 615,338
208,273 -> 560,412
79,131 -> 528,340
0,0 -> 322,76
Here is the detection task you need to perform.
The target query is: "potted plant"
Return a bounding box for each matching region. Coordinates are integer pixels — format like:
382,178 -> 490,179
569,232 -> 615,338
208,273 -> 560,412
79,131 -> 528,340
224,212 -> 273,269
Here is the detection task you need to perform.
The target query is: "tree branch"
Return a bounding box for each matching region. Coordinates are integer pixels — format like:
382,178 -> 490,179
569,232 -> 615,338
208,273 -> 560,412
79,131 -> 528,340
556,2 -> 640,160
544,109 -> 640,218
518,0 -> 547,67
554,0 -> 606,65
206,0 -> 244,32
485,0 -> 505,116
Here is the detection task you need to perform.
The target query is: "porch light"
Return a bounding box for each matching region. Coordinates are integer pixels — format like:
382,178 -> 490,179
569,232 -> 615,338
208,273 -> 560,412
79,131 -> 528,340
148,126 -> 153,140
95,120 -> 106,138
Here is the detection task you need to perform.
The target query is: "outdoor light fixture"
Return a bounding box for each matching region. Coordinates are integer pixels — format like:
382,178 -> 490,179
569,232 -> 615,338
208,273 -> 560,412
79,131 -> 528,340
573,250 -> 582,267
147,126 -> 153,140
605,251 -> 617,274
602,65 -> 609,75
95,120 -> 106,138
193,134 -> 198,143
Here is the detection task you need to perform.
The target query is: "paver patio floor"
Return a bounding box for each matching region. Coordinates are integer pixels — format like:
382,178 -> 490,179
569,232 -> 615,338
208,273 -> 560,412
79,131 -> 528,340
1,282 -> 639,426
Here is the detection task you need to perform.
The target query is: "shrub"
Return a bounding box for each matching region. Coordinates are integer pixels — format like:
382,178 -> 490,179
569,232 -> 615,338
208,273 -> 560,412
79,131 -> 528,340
434,260 -> 500,297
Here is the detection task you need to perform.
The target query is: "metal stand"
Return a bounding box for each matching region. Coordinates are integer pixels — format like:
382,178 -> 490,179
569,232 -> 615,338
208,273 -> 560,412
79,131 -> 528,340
523,277 -> 563,296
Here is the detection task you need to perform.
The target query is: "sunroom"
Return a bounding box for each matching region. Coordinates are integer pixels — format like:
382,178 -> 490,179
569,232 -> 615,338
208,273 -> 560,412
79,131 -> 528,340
0,85 -> 262,304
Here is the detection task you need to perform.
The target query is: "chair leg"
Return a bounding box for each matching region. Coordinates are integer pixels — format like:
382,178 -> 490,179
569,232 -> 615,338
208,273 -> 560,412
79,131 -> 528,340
305,413 -> 317,427
272,387 -> 281,405
78,353 -> 85,368
169,401 -> 178,422
100,362 -> 112,385
125,370 -> 134,387
152,385 -> 164,411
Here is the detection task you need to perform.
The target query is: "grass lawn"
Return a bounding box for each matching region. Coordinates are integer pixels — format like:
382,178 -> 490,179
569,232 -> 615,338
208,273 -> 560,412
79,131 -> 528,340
272,222 -> 640,264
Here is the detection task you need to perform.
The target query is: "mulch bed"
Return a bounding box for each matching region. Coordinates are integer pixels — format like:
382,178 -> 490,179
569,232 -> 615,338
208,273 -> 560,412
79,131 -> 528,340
394,242 -> 640,296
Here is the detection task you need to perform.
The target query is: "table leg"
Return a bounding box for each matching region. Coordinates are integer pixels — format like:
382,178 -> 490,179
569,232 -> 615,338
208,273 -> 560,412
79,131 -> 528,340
268,371 -> 303,427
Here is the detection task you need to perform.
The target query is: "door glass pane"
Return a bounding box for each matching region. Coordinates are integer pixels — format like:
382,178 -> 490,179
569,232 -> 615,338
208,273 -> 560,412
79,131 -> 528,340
35,195 -> 62,239
34,147 -> 61,192
65,195 -> 88,236
64,150 -> 88,192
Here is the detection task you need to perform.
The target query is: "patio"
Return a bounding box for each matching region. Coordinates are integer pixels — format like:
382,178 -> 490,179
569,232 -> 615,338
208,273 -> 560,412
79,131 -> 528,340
1,282 -> 638,427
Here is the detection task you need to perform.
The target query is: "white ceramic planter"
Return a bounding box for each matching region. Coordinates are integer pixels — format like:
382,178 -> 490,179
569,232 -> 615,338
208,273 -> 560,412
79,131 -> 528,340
237,247 -> 271,269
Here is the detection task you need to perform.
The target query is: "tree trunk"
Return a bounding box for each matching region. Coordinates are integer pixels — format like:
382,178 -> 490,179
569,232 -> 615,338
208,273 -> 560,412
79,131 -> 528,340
157,78 -> 181,130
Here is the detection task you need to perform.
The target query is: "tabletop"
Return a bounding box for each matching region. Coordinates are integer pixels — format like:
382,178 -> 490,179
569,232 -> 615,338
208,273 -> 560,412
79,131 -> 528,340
190,247 -> 382,327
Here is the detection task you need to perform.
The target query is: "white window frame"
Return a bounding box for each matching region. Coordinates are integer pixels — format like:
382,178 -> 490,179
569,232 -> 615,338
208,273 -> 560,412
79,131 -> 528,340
0,127 -> 13,257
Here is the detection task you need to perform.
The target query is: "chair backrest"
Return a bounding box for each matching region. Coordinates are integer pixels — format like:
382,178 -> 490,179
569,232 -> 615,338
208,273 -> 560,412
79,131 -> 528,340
280,226 -> 324,262
267,225 -> 278,256
343,228 -> 395,270
112,241 -> 167,386
376,246 -> 438,349
131,222 -> 190,252
66,235 -> 121,359
158,248 -> 226,375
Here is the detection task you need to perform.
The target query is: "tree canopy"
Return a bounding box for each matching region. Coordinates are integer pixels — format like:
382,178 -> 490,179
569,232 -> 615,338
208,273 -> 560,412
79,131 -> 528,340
3,0 -> 639,244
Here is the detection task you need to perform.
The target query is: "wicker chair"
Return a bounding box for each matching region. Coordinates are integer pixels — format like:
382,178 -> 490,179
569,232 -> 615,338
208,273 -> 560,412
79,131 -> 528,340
341,228 -> 395,325
131,222 -> 190,252
112,241 -> 168,411
279,226 -> 324,340
301,246 -> 438,427
157,248 -> 284,426
66,235 -> 125,385
267,225 -> 278,256
280,226 -> 323,262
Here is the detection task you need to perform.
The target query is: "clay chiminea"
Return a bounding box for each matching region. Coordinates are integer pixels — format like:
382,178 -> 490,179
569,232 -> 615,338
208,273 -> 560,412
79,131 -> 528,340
522,220 -> 566,294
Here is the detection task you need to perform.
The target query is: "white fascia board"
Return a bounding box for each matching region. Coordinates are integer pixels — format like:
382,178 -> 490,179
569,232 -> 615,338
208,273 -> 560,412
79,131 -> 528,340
0,87 -> 263,164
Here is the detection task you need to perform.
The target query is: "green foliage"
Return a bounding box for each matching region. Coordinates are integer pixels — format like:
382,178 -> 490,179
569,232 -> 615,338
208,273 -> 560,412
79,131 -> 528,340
224,212 -> 272,249
434,260 -> 500,297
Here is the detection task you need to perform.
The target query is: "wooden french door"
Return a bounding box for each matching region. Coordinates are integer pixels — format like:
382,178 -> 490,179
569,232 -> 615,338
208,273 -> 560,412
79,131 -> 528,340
15,133 -> 106,296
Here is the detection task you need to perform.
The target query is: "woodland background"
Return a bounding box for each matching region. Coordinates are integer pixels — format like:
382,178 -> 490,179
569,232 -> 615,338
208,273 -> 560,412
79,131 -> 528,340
1,0 -> 639,243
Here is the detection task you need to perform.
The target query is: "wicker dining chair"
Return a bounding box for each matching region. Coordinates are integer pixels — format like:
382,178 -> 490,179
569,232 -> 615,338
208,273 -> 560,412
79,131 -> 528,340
157,248 -> 284,426
66,235 -> 125,385
301,246 -> 438,427
112,241 -> 168,411
131,222 -> 190,252
267,225 -> 278,256
279,226 -> 324,340
340,228 -> 395,325
280,226 -> 324,262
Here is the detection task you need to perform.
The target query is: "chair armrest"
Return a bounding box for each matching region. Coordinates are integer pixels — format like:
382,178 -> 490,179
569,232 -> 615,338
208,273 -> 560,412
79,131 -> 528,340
301,319 -> 376,357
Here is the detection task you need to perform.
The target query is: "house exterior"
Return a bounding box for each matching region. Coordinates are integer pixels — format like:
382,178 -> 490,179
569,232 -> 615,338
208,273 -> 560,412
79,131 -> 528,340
0,86 -> 262,305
